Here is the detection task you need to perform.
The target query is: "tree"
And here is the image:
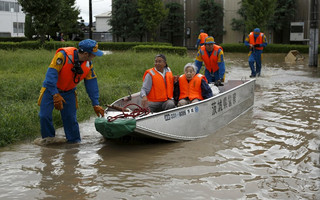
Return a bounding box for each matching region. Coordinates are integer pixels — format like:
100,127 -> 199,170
19,0 -> 61,42
231,0 -> 294,43
19,0 -> 79,42
57,0 -> 80,40
241,0 -> 277,33
24,13 -> 36,40
129,4 -> 147,42
197,0 -> 224,44
269,0 -> 296,43
162,2 -> 184,45
109,0 -> 146,42
138,0 -> 168,41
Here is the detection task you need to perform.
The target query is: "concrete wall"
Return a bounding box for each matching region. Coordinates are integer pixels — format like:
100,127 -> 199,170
223,0 -> 243,43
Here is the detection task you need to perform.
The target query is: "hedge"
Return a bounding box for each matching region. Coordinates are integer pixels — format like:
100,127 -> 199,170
0,41 -> 172,51
220,43 -> 312,54
0,37 -> 29,42
98,42 -> 172,51
132,45 -> 187,56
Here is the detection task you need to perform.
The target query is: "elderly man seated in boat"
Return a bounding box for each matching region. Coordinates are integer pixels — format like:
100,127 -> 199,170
140,54 -> 176,112
174,63 -> 213,107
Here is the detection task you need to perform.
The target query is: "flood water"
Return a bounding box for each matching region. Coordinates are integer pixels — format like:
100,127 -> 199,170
0,53 -> 319,200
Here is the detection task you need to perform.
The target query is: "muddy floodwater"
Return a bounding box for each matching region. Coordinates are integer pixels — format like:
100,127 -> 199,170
0,53 -> 319,200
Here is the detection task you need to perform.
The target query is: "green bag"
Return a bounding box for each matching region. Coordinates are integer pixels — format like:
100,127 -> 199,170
94,117 -> 136,139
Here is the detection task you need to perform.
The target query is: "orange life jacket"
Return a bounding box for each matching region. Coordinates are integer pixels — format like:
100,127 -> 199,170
56,47 -> 91,91
179,74 -> 205,101
200,44 -> 222,73
143,67 -> 174,102
199,32 -> 208,44
249,32 -> 264,50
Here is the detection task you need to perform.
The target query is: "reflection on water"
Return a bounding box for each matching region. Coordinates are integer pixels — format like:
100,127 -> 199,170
0,53 -> 319,200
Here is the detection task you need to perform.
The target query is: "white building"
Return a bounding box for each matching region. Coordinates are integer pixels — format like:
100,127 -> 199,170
0,0 -> 25,37
95,12 -> 111,32
88,12 -> 112,42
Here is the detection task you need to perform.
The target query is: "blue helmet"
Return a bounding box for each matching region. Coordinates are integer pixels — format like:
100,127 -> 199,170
78,39 -> 103,56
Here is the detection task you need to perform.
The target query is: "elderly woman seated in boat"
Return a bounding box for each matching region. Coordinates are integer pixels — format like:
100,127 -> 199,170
174,63 -> 213,107
140,54 -> 176,112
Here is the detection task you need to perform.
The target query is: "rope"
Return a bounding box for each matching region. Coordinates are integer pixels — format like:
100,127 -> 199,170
107,103 -> 150,122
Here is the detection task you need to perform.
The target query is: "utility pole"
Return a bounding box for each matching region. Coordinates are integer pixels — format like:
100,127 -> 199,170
183,0 -> 186,47
89,0 -> 93,39
309,0 -> 319,67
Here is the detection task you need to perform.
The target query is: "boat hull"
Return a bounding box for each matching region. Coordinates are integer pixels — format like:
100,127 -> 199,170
98,79 -> 255,142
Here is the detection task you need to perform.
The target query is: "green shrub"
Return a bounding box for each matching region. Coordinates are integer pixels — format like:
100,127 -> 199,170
133,45 -> 187,56
0,41 -> 173,51
220,43 -> 248,53
221,43 -> 310,53
98,42 -> 172,51
0,37 -> 29,42
42,41 -> 78,50
263,44 -> 309,53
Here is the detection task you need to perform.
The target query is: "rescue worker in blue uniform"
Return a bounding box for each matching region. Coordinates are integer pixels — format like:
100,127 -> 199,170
196,29 -> 208,50
244,28 -> 267,77
37,39 -> 105,143
195,36 -> 225,85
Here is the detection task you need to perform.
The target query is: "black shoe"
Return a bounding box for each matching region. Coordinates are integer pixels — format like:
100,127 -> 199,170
249,75 -> 256,78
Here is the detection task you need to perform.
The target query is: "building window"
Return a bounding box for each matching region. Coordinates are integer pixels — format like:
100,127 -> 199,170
13,22 -> 24,33
0,1 -> 19,12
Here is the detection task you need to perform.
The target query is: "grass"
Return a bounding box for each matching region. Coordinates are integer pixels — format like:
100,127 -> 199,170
0,49 -> 193,147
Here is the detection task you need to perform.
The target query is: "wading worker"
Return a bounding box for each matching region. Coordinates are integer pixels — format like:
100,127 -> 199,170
140,54 -> 176,112
37,39 -> 105,143
196,29 -> 208,50
195,36 -> 225,86
244,28 -> 267,77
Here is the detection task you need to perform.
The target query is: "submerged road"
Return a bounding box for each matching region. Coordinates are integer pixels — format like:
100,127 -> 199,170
0,53 -> 319,199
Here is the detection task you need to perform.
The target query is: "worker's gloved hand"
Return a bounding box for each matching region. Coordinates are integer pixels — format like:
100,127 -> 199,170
93,105 -> 104,117
254,44 -> 260,48
53,93 -> 66,110
214,79 -> 224,86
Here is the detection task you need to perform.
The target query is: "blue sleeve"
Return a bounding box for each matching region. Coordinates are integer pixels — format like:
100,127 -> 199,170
196,39 -> 200,47
244,34 -> 250,47
201,79 -> 213,99
261,35 -> 267,47
84,78 -> 100,106
260,43 -> 267,47
195,60 -> 203,74
43,68 -> 59,96
244,40 -> 250,47
218,50 -> 225,80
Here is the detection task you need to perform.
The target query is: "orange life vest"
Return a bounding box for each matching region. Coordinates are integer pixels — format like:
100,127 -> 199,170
199,32 -> 208,44
249,32 -> 264,50
143,67 -> 174,102
56,47 -> 91,91
179,74 -> 205,101
200,44 -> 222,73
